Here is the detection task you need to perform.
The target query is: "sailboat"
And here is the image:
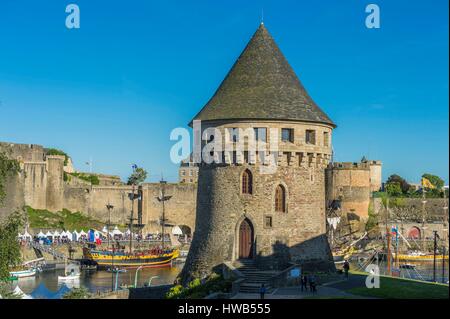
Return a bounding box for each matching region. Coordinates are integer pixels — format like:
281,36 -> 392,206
83,181 -> 179,268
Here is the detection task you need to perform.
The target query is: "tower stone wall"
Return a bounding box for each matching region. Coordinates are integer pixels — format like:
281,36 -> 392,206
325,162 -> 371,219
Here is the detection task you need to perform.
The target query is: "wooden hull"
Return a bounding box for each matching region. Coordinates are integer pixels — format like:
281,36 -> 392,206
394,254 -> 449,261
9,269 -> 36,278
83,248 -> 179,268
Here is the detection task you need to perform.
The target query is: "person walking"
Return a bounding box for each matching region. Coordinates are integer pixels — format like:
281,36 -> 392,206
300,274 -> 308,292
308,274 -> 317,293
260,284 -> 266,299
343,260 -> 350,280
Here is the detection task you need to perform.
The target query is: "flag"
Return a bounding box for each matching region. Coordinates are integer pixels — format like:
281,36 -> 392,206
421,177 -> 435,189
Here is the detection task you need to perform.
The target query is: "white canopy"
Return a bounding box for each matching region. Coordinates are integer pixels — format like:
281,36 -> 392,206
45,231 -> 53,237
112,226 -> 123,236
53,230 -> 61,237
23,231 -> 32,238
13,286 -> 33,299
102,226 -> 108,233
171,226 -> 183,235
79,230 -> 87,236
37,231 -> 46,238
125,229 -> 131,235
72,231 -> 79,240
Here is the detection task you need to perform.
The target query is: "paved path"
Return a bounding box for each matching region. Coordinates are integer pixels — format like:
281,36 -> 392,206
231,284 -> 362,299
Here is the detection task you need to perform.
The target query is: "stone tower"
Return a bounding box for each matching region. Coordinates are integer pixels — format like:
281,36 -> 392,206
181,24 -> 336,283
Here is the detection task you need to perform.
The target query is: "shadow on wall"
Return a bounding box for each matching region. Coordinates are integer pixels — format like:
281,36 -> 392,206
184,233 -> 335,285
255,234 -> 335,273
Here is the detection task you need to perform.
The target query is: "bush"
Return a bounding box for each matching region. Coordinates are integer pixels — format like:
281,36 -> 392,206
165,274 -> 232,299
46,148 -> 69,166
67,172 -> 100,185
63,287 -> 92,299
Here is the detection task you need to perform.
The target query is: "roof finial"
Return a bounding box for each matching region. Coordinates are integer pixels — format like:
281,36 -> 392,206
261,8 -> 264,25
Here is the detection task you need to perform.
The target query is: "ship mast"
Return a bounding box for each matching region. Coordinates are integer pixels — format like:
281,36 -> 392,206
157,178 -> 172,248
128,183 -> 140,253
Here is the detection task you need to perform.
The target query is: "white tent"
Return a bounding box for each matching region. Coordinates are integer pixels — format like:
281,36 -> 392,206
112,226 -> 123,236
102,226 -> 108,233
79,230 -> 87,238
45,231 -> 53,237
53,230 -> 61,237
13,286 -> 33,299
171,225 -> 183,236
37,231 -> 46,238
23,230 -> 32,238
72,231 -> 79,241
65,231 -> 73,241
94,231 -> 100,239
125,229 -> 131,235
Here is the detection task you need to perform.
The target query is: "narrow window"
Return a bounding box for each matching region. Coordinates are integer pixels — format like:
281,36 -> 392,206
254,127 -> 267,142
323,132 -> 329,146
228,128 -> 239,142
275,185 -> 286,212
181,170 -> 185,176
306,130 -> 316,144
242,169 -> 253,194
264,216 -> 273,228
281,128 -> 294,143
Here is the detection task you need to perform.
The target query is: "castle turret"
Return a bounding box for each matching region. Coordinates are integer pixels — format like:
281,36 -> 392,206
181,24 -> 336,283
45,155 -> 65,212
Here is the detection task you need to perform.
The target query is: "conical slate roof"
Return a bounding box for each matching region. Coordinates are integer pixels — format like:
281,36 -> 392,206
191,24 -> 335,127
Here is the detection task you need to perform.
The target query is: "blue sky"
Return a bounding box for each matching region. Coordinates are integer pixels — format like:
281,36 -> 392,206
0,0 -> 448,183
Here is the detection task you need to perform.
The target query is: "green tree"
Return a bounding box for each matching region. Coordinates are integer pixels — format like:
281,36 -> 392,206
0,211 -> 24,281
385,182 -> 402,197
127,167 -> 147,185
386,174 -> 410,194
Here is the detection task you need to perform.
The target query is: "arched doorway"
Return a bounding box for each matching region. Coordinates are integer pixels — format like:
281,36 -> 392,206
408,226 -> 421,240
238,218 -> 254,259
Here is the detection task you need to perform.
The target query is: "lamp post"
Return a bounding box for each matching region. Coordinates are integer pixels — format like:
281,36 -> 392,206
134,266 -> 143,288
148,275 -> 159,287
433,230 -> 438,282
106,203 -> 114,291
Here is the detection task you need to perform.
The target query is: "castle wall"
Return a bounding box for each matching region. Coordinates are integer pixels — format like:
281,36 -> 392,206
0,142 -> 45,162
23,162 -> 47,209
326,163 -> 371,219
142,183 -> 197,233
0,171 -> 25,222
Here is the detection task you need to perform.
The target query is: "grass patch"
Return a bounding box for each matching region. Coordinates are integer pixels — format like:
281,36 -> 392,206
26,206 -> 104,230
346,272 -> 449,299
166,274 -> 233,299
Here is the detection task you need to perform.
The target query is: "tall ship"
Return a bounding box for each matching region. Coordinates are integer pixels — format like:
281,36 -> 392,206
83,177 -> 179,268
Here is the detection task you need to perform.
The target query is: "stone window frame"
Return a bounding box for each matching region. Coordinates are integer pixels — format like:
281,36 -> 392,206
281,128 -> 294,143
273,182 -> 288,213
305,129 -> 316,145
264,215 -> 273,228
241,168 -> 253,195
323,131 -> 330,147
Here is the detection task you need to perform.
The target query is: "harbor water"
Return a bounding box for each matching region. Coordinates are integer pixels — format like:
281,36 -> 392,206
15,264 -> 183,296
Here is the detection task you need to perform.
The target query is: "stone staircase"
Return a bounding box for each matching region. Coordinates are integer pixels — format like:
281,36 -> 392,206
234,259 -> 279,294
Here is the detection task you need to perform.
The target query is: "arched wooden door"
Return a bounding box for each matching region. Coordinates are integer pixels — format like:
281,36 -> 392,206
408,227 -> 421,239
239,218 -> 254,259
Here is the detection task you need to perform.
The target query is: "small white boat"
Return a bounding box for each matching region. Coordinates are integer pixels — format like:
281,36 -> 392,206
58,273 -> 80,281
9,269 -> 36,278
